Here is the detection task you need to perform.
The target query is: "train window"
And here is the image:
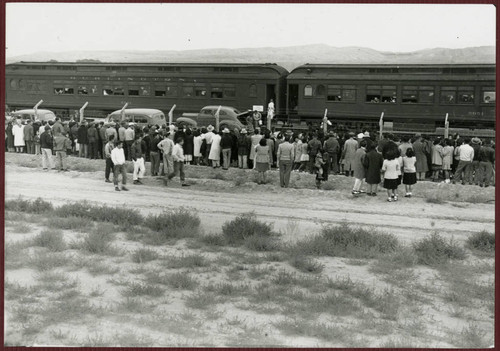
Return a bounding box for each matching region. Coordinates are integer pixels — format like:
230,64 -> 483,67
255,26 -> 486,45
113,88 -> 125,96
457,87 -> 474,104
54,87 -> 74,95
327,85 -> 342,101
224,88 -> 236,98
155,90 -> 166,97
195,88 -> 207,97
128,89 -> 139,96
419,87 -> 434,103
482,88 -> 495,103
211,91 -> 223,99
402,89 -> 418,103
140,86 -> 150,96
78,86 -> 88,95
366,85 -> 381,103
166,84 -> 178,97
183,87 -> 194,97
304,85 -> 313,97
10,79 -> 18,89
327,85 -> 356,102
249,84 -> 257,97
315,85 -> 325,97
366,85 -> 396,103
103,88 -> 114,96
440,87 -> 457,104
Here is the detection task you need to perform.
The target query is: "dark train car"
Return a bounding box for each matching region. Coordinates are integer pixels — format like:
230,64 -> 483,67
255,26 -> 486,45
286,64 -> 495,134
5,62 -> 288,121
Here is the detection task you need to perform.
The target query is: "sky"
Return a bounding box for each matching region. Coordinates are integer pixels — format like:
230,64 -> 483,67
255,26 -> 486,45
5,3 -> 496,57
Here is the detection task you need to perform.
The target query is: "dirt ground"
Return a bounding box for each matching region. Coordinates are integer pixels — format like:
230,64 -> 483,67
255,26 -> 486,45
3,154 -> 496,347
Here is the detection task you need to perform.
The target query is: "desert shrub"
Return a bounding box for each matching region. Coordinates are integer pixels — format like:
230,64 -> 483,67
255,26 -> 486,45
466,230 -> 495,253
292,223 -> 399,259
143,208 -> 201,244
163,254 -> 208,269
123,282 -> 165,297
244,235 -> 279,251
370,246 -> 417,273
289,255 -> 324,274
200,233 -> 227,246
80,224 -> 117,254
45,216 -> 93,232
222,213 -> 273,244
28,251 -> 70,271
413,232 -> 466,265
166,272 -> 199,290
54,201 -> 143,227
131,248 -> 159,263
5,197 -> 53,214
32,229 -> 66,252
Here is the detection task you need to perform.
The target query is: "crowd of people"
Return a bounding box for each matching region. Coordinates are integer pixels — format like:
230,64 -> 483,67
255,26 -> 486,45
5,117 -> 495,199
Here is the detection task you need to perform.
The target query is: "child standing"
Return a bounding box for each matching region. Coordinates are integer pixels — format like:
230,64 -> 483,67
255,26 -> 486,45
363,143 -> 384,196
403,148 -> 417,197
382,148 -> 400,202
314,151 -> 328,189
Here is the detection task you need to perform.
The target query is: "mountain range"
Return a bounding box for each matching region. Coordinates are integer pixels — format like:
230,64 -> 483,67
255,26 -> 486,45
6,44 -> 495,71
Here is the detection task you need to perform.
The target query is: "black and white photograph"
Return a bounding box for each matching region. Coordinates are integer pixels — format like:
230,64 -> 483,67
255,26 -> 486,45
3,2 -> 496,347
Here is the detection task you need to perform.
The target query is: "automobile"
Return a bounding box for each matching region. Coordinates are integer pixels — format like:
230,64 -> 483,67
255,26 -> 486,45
176,105 -> 250,131
104,108 -> 166,127
10,109 -> 57,123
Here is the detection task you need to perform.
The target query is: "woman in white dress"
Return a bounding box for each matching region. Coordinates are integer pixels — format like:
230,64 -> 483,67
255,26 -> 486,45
12,120 -> 25,153
208,131 -> 222,168
193,130 -> 203,165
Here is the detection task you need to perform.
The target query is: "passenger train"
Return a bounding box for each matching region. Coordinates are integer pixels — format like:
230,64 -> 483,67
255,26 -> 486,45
5,61 -> 496,136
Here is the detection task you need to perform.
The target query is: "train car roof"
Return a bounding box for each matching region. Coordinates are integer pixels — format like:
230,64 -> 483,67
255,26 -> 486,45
6,61 -> 289,75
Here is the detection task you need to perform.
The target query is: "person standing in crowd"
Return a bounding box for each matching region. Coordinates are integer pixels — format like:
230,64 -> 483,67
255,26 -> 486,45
398,135 -> 412,157
203,125 -> 215,166
452,137 -> 474,185
167,137 -> 190,187
323,131 -> 340,174
423,134 -> 433,179
477,140 -> 495,187
452,138 -> 462,175
307,133 -> 322,173
69,121 -> 79,155
12,119 -> 25,153
77,121 -> 89,158
441,139 -> 454,184
431,138 -> 444,182
470,137 -> 482,185
273,132 -> 284,168
412,133 -> 428,181
142,128 -> 151,163
104,135 -> 115,183
158,132 -> 174,176
382,147 -> 401,202
298,136 -> 310,172
254,138 -> 273,184
111,140 -> 128,191
87,122 -> 98,159
363,142 -> 384,196
34,121 -> 44,155
237,128 -> 250,169
403,148 -> 417,197
106,122 -> 118,142
231,128 -> 239,167
314,151 -> 328,189
98,122 -> 107,159
131,134 -> 146,185
209,130 -> 222,168
351,140 -> 367,195
124,123 -> 135,161
149,131 -> 161,176
193,130 -> 203,165
183,128 -> 194,165
53,132 -> 72,172
220,128 -> 233,170
23,120 -> 34,154
249,128 -> 262,169
342,132 -> 358,177
277,136 -> 295,188
293,135 -> 303,171
52,117 -> 65,136
40,125 -> 54,170
6,121 -> 15,152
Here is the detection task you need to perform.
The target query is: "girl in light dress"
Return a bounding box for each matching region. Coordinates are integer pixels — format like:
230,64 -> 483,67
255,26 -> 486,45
382,147 -> 401,202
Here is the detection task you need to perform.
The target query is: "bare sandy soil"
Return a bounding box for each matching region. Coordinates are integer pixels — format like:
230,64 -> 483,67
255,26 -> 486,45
3,154 -> 495,347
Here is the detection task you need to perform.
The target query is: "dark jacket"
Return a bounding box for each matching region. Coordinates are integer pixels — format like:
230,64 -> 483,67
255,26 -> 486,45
52,121 -> 65,136
130,139 -> 146,160
150,135 -> 161,152
77,125 -> 88,144
40,131 -> 53,149
363,149 -> 384,184
307,138 -> 322,156
184,134 -> 194,155
478,146 -> 495,163
221,134 -> 233,149
237,135 -> 251,155
471,144 -> 481,161
87,126 -> 98,143
23,124 -> 34,141
323,137 -> 340,155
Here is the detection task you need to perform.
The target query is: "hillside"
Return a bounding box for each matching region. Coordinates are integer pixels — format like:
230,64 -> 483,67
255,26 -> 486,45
5,44 -> 495,71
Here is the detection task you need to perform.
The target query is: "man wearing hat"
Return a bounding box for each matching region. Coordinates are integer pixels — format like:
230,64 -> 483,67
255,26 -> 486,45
220,128 -> 233,170
157,132 -> 175,176
470,137 -> 482,185
237,128 -> 251,169
323,131 -> 340,174
453,137 -> 474,185
149,130 -> 162,176
342,132 -> 358,177
203,125 -> 215,166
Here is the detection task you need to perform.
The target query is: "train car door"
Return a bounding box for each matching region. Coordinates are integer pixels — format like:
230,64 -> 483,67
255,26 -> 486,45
288,84 -> 298,115
266,84 -> 276,107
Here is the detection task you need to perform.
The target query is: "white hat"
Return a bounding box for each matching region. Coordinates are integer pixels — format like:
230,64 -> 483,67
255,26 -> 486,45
240,128 -> 248,134
357,133 -> 364,139
222,128 -> 230,133
207,125 -> 214,132
364,131 -> 370,137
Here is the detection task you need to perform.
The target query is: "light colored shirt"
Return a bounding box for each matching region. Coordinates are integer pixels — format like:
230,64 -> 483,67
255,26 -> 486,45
277,142 -> 295,161
118,127 -> 126,141
157,138 -> 174,155
203,131 -> 214,145
111,147 -> 126,165
458,144 -> 474,162
105,142 -> 114,159
382,159 -> 400,179
172,143 -> 185,162
124,127 -> 135,141
403,156 -> 416,173
193,136 -> 203,157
